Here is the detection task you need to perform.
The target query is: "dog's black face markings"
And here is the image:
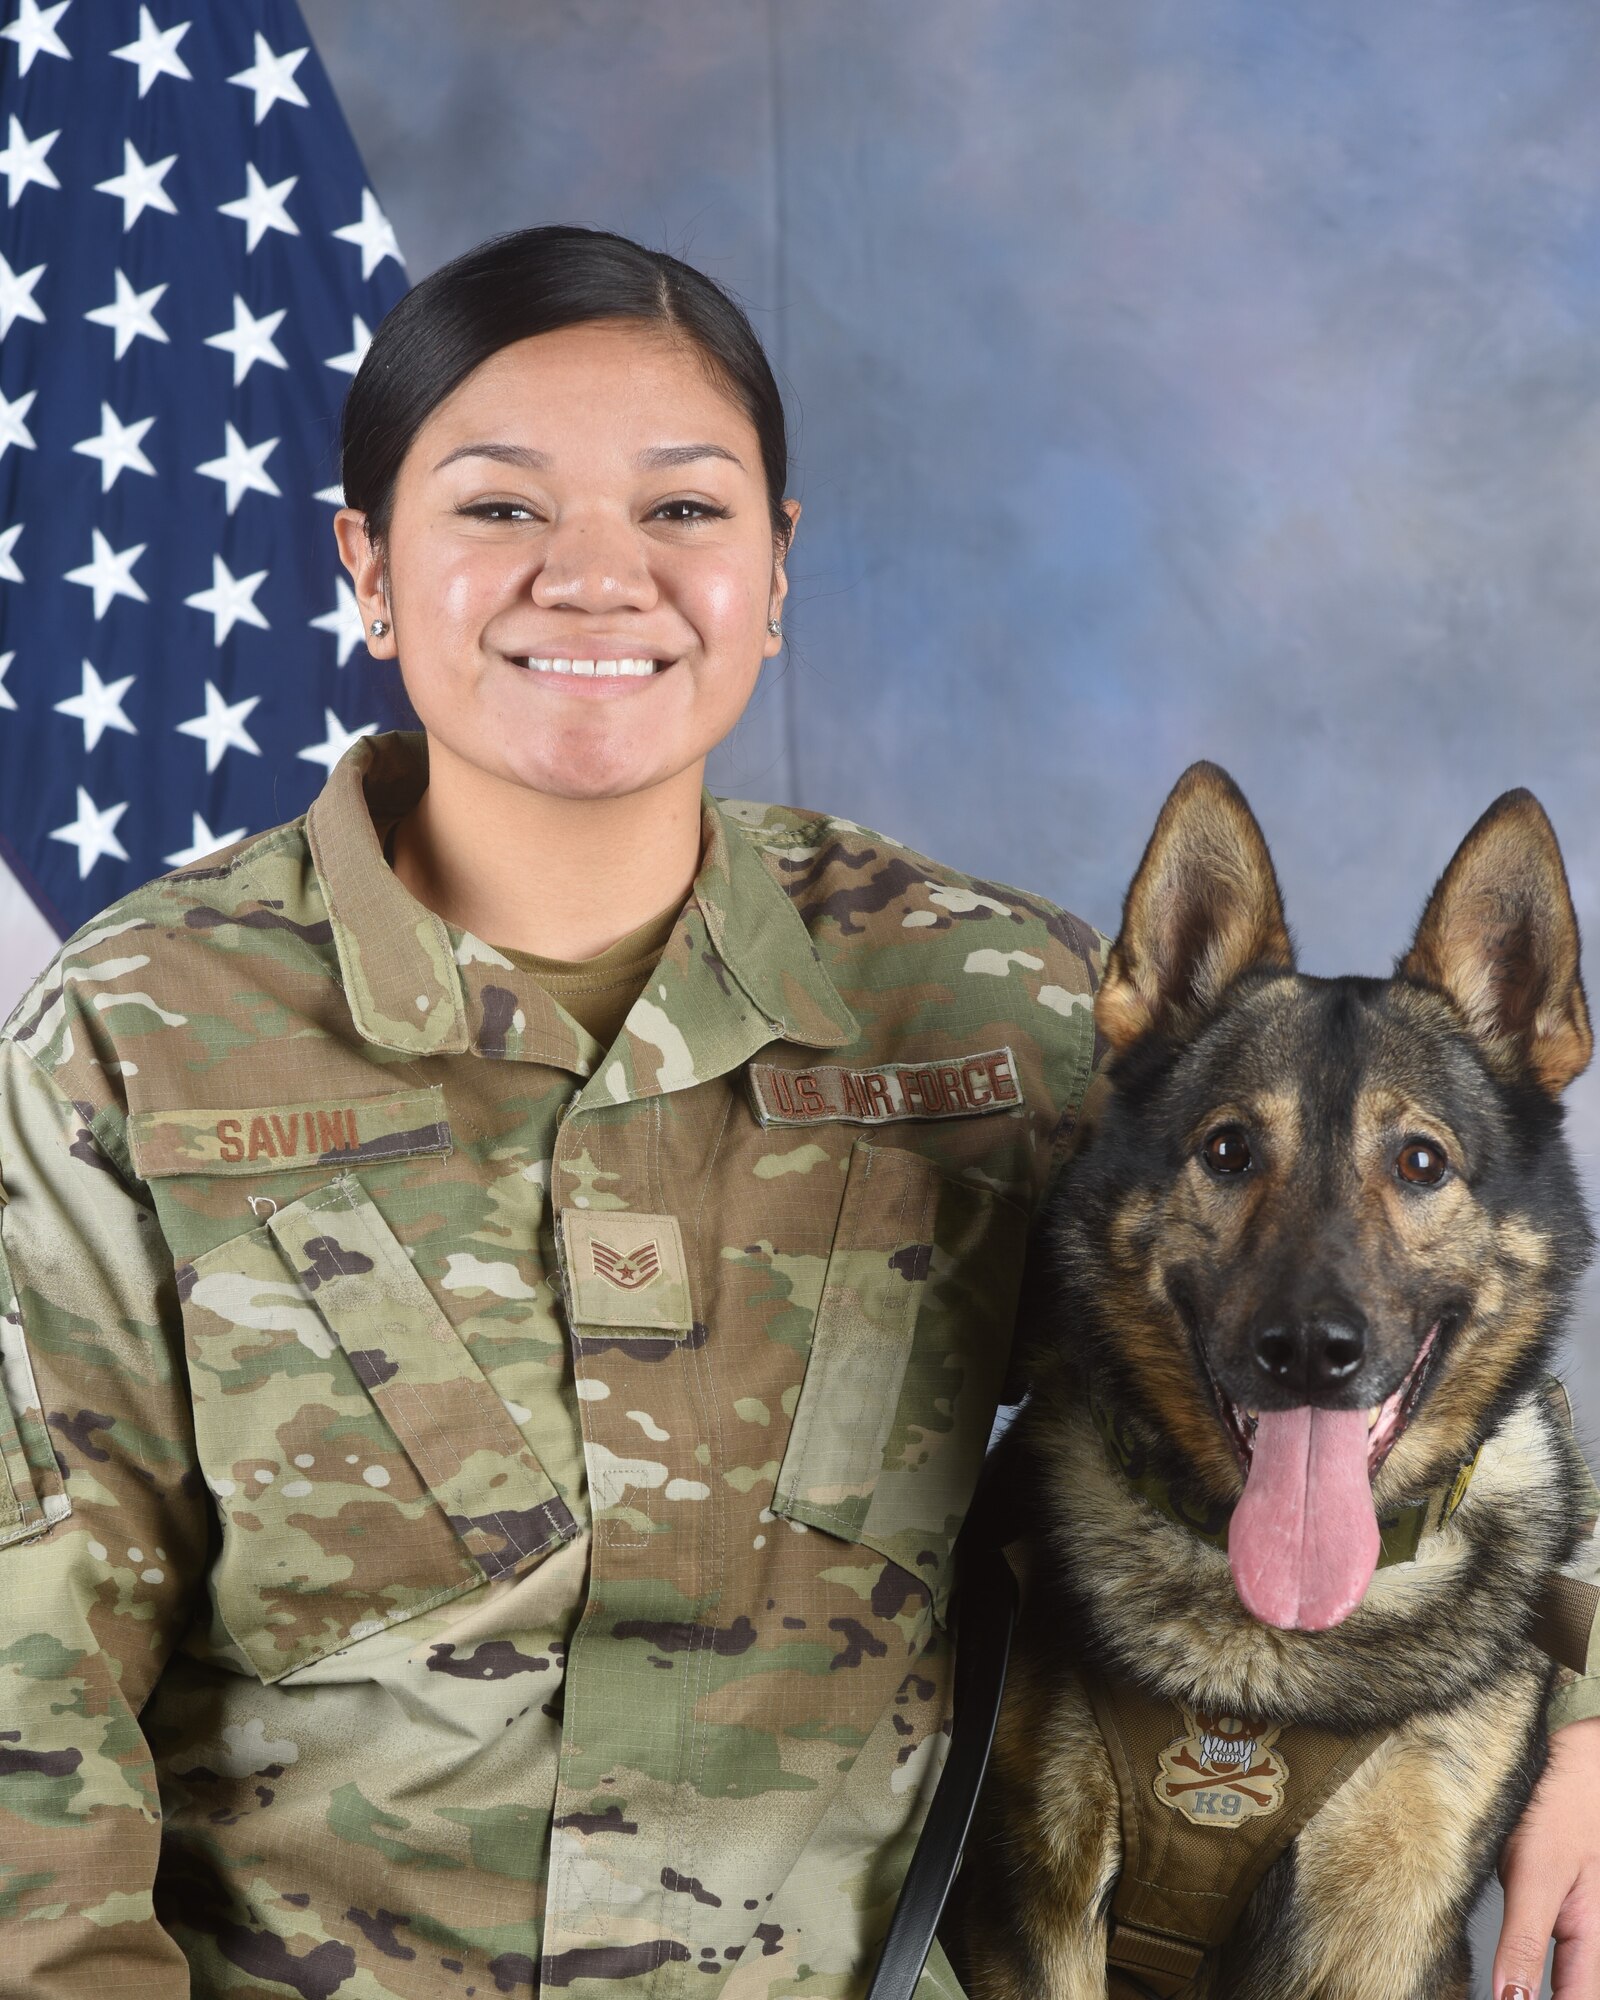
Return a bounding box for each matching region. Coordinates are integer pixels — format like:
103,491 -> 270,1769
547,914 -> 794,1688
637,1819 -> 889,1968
1140,976 -> 1568,1469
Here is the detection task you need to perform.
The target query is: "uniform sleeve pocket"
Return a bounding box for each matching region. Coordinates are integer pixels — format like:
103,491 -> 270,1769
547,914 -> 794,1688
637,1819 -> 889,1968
184,1172 -> 574,1682
0,1232 -> 72,1550
771,1140 -> 1023,1622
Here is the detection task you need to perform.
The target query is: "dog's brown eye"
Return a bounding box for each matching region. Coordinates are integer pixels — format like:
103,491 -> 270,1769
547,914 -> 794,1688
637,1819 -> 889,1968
1202,1127 -> 1253,1176
1396,1140 -> 1448,1186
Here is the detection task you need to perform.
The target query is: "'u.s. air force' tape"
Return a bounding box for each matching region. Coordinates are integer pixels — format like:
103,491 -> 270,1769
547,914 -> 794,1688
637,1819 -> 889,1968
747,1047 -> 1022,1126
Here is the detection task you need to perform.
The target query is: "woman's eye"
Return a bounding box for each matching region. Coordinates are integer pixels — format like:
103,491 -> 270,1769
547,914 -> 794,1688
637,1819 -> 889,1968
650,498 -> 729,523
1396,1139 -> 1449,1187
1202,1127 -> 1253,1176
460,501 -> 537,523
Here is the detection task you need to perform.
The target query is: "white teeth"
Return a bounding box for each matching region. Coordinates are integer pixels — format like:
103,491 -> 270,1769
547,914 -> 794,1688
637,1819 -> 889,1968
519,656 -> 659,677
1367,1405 -> 1382,1429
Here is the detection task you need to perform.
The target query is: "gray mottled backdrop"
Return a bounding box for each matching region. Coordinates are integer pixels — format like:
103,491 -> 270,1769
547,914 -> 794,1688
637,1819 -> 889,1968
304,5 -> 1597,1977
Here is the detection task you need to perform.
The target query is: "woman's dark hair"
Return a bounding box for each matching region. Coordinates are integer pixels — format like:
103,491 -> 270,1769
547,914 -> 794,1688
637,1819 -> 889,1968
341,224 -> 791,549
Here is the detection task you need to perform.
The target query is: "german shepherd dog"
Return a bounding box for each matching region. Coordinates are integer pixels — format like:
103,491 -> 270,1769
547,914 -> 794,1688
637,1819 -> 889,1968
951,764 -> 1592,1999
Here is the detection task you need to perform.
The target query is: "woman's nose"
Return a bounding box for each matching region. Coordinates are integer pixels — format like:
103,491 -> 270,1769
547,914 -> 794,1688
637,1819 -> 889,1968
529,512 -> 658,611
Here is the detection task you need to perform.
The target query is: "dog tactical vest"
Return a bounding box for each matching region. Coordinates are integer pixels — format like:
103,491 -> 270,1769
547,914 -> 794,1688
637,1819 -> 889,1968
1082,1674 -> 1387,1998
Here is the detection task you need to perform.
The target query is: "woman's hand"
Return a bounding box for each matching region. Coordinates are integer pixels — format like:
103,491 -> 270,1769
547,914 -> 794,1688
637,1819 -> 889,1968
1494,1714 -> 1600,1997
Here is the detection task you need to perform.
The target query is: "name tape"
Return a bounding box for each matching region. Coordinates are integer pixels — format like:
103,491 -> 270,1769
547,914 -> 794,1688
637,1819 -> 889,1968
127,1087 -> 451,1178
748,1046 -> 1023,1127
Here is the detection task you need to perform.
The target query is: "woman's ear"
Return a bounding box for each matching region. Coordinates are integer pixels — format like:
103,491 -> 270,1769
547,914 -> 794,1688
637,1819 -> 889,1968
333,508 -> 396,659
764,500 -> 800,656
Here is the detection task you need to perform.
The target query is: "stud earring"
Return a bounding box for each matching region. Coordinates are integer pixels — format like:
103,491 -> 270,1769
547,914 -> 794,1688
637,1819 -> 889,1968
370,618 -> 388,638
766,618 -> 782,637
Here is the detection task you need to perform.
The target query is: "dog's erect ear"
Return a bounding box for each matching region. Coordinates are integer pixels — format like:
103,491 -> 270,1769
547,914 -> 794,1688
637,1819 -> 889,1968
1398,790 -> 1591,1096
1097,763 -> 1293,1054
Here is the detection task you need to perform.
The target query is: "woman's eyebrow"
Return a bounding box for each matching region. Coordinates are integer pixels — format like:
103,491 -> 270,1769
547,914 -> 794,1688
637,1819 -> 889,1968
432,442 -> 552,473
430,441 -> 744,473
636,442 -> 745,471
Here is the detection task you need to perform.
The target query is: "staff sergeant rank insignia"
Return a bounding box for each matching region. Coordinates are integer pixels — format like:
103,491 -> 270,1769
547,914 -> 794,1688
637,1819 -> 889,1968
592,1239 -> 661,1292
748,1046 -> 1022,1126
1153,1711 -> 1289,1826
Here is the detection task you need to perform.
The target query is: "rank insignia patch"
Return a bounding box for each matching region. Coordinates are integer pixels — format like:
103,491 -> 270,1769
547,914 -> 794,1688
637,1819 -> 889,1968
592,1239 -> 661,1292
1153,1710 -> 1288,1826
560,1211 -> 692,1333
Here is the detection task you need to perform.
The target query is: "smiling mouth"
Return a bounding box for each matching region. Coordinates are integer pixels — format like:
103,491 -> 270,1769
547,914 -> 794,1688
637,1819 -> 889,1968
1206,1321 -> 1442,1481
510,656 -> 667,678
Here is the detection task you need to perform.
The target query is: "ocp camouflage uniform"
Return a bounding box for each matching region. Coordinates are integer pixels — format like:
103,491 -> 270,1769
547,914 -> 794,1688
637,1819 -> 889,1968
0,730 -> 1107,1998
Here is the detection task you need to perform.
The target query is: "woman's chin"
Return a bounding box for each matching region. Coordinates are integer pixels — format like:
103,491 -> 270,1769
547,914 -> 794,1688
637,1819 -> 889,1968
492,740 -> 698,805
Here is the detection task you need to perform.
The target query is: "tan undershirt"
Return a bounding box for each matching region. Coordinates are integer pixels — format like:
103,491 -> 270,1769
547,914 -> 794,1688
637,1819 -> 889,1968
378,816 -> 684,1049
494,901 -> 683,1050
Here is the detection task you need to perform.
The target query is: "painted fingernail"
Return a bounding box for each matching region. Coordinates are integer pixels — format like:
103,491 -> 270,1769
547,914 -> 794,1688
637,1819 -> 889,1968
1500,1985 -> 1533,2000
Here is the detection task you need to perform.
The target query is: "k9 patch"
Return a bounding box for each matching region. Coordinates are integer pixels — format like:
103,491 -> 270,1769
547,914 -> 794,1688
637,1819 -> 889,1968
747,1047 -> 1022,1127
1154,1710 -> 1289,1826
559,1210 -> 693,1333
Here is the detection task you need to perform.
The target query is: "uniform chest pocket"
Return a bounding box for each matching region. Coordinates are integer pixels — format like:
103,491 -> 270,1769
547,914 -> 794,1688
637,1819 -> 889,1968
770,1140 -> 1025,1623
182,1173 -> 575,1682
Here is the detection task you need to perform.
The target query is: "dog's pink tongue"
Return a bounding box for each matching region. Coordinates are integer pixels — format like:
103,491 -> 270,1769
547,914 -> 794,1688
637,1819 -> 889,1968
1228,1407 -> 1379,1630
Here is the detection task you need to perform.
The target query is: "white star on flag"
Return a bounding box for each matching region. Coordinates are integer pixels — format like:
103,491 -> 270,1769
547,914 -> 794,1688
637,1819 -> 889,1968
0,0 -> 71,76
0,652 -> 15,712
53,660 -> 137,752
0,250 -> 45,338
165,812 -> 247,870
184,555 -> 269,644
0,116 -> 61,207
204,293 -> 288,385
0,525 -> 21,582
228,32 -> 309,123
51,787 -> 130,879
195,423 -> 280,513
95,139 -> 179,232
72,403 -> 156,493
64,528 -> 148,619
84,269 -> 169,356
324,314 -> 372,376
313,482 -> 345,506
310,579 -> 366,665
111,7 -> 192,96
175,680 -> 261,771
218,164 -> 298,251
333,189 -> 401,280
298,708 -> 376,771
0,386 -> 37,461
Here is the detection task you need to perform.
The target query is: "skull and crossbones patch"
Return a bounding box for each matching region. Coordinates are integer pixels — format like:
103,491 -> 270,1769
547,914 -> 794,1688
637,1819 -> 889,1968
1153,1709 -> 1289,1827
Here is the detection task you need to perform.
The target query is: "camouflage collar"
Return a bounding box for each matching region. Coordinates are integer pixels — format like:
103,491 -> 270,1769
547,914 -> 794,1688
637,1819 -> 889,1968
692,790 -> 856,1052
1087,1377 -> 1479,1572
305,733 -> 855,1063
307,733 -> 469,1056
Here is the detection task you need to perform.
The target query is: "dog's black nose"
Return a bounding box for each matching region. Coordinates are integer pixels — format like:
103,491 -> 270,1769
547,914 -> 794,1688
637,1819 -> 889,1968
1251,1312 -> 1368,1395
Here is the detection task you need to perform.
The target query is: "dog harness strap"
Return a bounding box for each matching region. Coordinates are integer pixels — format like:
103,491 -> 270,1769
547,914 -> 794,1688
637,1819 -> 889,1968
1085,1674 -> 1387,1995
1531,1573 -> 1600,1675
1104,1926 -> 1205,1996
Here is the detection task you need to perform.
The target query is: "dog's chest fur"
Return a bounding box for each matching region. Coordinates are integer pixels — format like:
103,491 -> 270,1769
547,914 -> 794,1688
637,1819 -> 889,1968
948,1390 -> 1572,2000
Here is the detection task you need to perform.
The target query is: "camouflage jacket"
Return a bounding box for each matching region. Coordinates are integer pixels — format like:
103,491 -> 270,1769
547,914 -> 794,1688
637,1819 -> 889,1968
0,731 -> 1106,1999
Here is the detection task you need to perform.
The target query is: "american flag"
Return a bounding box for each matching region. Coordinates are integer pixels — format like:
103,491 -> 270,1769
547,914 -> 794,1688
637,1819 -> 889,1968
0,0 -> 411,1004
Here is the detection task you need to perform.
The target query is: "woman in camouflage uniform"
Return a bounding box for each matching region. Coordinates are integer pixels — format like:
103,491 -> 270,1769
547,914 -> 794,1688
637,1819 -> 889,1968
0,227 -> 1593,2000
